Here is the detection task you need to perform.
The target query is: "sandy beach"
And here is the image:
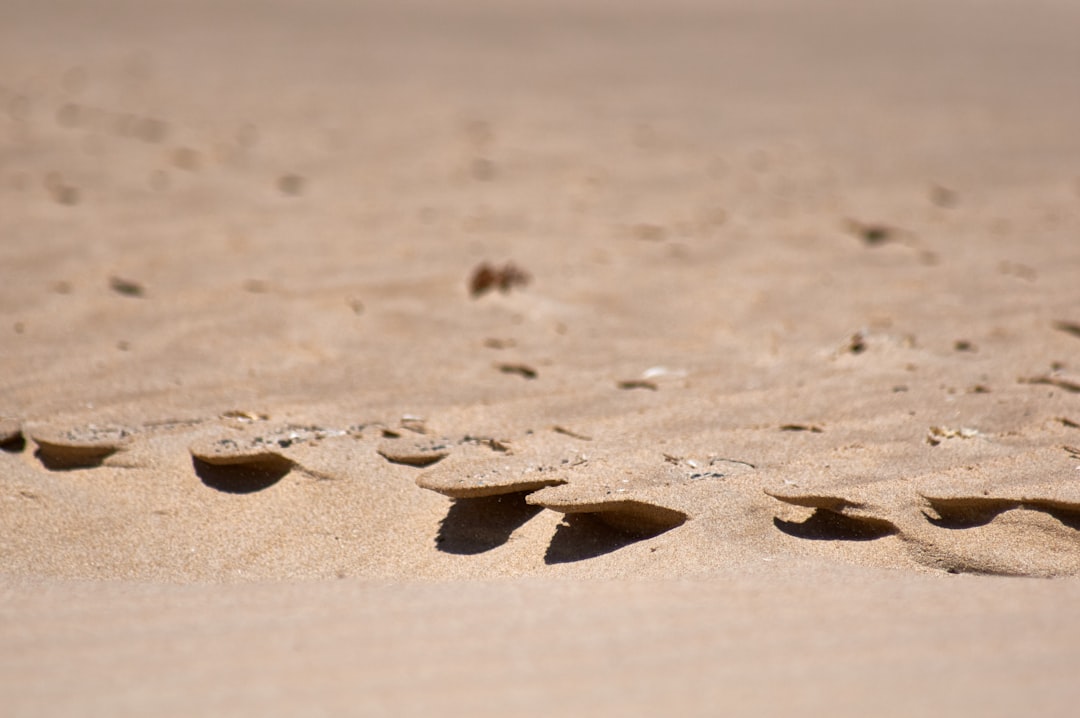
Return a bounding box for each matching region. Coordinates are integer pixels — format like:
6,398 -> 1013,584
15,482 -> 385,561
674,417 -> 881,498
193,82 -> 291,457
3,0 -> 1080,714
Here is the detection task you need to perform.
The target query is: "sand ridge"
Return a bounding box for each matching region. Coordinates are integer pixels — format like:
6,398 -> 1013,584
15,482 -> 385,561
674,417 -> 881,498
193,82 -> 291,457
3,0 -> 1080,713
2,398 -> 1079,577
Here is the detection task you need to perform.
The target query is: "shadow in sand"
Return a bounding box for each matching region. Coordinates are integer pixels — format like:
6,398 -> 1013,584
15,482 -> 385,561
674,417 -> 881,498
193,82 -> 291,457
193,456 -> 293,494
924,498 -> 1080,532
35,446 -> 118,471
774,509 -> 896,541
922,498 -> 1013,529
544,513 -> 659,564
2,434 -> 26,454
1045,505 -> 1080,532
436,491 -> 543,555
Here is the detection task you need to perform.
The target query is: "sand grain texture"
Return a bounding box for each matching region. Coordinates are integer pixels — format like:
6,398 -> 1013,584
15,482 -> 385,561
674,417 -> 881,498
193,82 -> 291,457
2,0 -> 1080,714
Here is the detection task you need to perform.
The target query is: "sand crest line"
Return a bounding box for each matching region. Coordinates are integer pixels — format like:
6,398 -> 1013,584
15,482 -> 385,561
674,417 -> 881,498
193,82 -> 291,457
5,411 -> 1080,575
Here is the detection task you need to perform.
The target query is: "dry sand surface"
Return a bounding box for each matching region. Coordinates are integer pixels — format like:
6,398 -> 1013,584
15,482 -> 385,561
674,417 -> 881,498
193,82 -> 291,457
3,0 -> 1080,714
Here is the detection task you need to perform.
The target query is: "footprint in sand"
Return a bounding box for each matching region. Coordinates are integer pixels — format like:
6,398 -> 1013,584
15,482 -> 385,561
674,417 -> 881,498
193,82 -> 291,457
26,423 -> 135,470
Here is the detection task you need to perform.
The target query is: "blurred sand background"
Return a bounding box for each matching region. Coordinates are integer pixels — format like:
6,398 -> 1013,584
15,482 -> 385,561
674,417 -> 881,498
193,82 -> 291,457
3,0 -> 1080,714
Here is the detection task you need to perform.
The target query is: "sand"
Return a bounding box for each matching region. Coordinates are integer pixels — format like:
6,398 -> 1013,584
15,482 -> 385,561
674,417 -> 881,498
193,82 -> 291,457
3,0 -> 1080,714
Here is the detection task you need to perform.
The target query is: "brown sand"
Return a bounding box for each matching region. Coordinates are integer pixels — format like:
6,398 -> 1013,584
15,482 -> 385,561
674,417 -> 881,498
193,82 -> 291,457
3,0 -> 1080,714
